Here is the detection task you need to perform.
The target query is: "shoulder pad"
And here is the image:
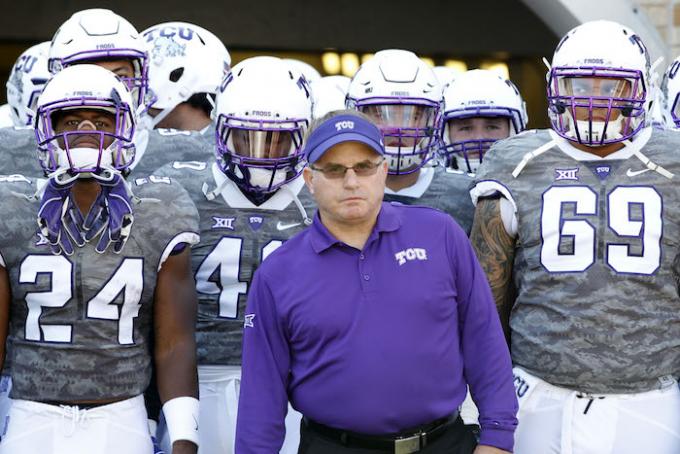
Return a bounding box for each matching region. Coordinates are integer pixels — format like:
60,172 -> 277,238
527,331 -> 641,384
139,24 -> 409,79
133,175 -> 172,186
0,174 -> 32,184
172,161 -> 208,171
156,128 -> 191,136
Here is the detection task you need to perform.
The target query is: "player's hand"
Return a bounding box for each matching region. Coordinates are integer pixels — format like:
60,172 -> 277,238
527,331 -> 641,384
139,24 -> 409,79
171,440 -> 197,454
82,172 -> 134,254
474,445 -> 511,454
37,177 -> 85,256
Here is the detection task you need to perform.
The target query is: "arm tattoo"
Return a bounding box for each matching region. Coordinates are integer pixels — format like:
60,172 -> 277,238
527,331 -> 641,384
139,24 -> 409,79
470,197 -> 516,342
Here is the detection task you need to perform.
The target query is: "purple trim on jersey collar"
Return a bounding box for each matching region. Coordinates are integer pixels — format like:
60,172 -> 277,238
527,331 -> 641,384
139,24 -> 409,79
304,115 -> 385,164
309,202 -> 401,253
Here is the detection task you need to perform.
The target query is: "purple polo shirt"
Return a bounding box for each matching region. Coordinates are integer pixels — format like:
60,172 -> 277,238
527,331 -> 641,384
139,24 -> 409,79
235,202 -> 517,453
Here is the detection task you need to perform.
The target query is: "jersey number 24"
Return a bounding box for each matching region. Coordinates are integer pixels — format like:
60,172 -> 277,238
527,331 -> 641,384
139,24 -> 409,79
21,255 -> 143,344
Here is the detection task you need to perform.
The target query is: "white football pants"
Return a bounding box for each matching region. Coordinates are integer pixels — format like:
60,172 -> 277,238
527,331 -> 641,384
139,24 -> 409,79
513,367 -> 680,454
0,375 -> 12,441
158,365 -> 302,454
0,395 -> 152,454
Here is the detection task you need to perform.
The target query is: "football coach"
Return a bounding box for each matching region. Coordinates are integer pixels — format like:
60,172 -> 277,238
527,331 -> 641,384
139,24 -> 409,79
235,110 -> 517,454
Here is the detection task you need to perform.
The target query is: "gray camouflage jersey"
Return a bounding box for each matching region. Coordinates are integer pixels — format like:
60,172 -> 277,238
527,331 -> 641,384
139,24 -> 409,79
473,127 -> 680,393
0,176 -> 199,401
200,123 -> 217,150
0,126 -> 43,178
155,161 -> 316,365
384,165 -> 475,235
129,128 -> 213,176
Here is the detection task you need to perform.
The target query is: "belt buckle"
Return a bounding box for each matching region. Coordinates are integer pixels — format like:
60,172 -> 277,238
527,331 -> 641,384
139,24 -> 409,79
394,432 -> 422,454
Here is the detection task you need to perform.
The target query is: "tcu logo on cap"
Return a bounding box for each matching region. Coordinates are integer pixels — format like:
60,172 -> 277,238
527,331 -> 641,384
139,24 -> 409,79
335,120 -> 354,131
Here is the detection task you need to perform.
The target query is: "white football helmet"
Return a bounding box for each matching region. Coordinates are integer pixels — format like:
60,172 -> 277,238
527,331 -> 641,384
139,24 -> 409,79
432,66 -> 458,86
659,56 -> 680,129
35,64 -> 137,178
6,41 -> 51,127
215,56 -> 312,195
284,58 -> 322,84
548,20 -> 651,145
347,49 -> 443,174
48,9 -> 148,108
0,105 -> 13,128
441,69 -> 527,173
310,75 -> 350,119
141,21 -> 231,127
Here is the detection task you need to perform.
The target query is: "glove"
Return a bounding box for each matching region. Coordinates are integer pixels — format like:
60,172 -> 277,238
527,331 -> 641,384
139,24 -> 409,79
82,173 -> 134,254
37,178 -> 85,256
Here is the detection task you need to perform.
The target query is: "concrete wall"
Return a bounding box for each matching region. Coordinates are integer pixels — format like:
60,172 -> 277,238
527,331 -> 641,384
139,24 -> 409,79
636,0 -> 680,58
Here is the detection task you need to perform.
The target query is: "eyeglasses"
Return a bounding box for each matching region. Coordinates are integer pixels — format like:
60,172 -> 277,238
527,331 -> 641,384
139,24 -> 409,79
310,158 -> 385,179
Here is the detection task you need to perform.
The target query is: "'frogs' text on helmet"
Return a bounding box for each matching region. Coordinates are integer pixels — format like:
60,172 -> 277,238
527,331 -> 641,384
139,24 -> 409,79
441,69 -> 527,173
35,64 -> 137,179
347,49 -> 443,175
48,9 -> 149,108
6,42 -> 51,127
547,20 -> 650,146
214,56 -> 312,196
142,21 -> 231,128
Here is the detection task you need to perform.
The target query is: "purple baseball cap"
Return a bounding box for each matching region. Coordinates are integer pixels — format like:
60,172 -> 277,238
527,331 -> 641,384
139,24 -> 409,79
303,114 -> 385,163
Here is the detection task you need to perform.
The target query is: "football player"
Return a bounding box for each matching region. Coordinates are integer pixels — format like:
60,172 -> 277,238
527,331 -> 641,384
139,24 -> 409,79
6,41 -> 51,128
141,21 -> 231,136
440,69 -> 528,174
0,64 -> 200,454
470,20 -> 680,453
347,49 -> 475,234
0,41 -> 51,176
47,8 -> 210,176
153,56 -> 314,454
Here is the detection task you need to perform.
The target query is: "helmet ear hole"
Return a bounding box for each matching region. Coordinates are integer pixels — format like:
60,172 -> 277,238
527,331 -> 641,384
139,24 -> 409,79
169,67 -> 184,83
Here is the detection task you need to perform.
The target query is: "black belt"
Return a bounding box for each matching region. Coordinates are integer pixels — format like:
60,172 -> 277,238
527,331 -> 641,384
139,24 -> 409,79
39,399 -> 124,409
303,411 -> 459,453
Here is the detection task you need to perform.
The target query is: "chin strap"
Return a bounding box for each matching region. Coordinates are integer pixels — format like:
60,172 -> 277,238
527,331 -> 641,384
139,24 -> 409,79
201,177 -> 231,201
629,147 -> 674,179
280,183 -> 313,226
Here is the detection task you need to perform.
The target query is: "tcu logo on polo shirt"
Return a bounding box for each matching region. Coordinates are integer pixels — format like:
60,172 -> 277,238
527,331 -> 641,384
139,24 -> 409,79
395,248 -> 428,266
335,120 -> 354,131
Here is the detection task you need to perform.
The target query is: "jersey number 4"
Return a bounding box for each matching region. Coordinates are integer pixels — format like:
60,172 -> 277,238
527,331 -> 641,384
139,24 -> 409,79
194,237 -> 282,319
540,186 -> 662,274
20,255 -> 143,344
